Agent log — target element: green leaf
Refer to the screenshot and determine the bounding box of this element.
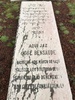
[12,4,19,12]
[69,11,75,16]
[7,43,14,47]
[0,35,9,42]
[67,3,75,16]
[60,26,66,31]
[59,23,64,26]
[0,26,3,32]
[55,10,60,14]
[70,19,75,25]
[69,40,75,44]
[12,40,15,44]
[6,13,14,19]
[63,30,69,34]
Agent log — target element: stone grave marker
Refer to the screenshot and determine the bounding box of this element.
[7,1,73,100]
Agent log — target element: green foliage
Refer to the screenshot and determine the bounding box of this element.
[59,23,64,26]
[69,74,75,85]
[63,30,69,35]
[0,26,3,32]
[7,43,14,47]
[4,3,20,19]
[12,4,19,12]
[54,2,61,6]
[70,19,75,25]
[6,13,14,19]
[60,26,66,31]
[67,3,75,26]
[7,40,15,47]
[55,10,60,14]
[12,40,15,44]
[69,40,75,44]
[0,35,9,42]
[67,3,75,16]
[4,3,19,13]
[59,23,69,34]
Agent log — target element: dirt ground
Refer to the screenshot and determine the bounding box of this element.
[0,1,75,100]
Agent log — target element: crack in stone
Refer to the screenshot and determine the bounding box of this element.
[17,78,21,94]
[22,57,39,100]
[15,78,21,100]
[19,34,28,53]
[50,87,54,100]
[22,78,29,100]
[22,56,31,100]
[43,64,55,100]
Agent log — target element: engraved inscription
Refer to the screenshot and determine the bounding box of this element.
[7,1,73,100]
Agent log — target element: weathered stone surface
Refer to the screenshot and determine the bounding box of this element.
[7,1,73,100]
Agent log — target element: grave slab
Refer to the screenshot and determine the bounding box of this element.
[7,1,73,100]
